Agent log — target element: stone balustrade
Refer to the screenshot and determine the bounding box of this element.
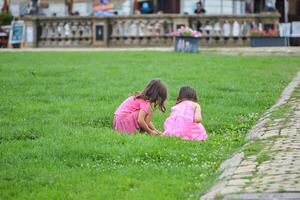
[38,19,93,47]
[109,16,174,47]
[189,14,280,46]
[23,13,280,48]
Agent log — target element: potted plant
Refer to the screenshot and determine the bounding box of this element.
[250,28,287,47]
[172,26,201,53]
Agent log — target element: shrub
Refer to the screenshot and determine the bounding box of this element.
[0,12,13,26]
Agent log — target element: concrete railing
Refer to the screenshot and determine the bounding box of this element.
[23,13,280,48]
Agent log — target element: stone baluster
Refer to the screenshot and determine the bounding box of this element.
[118,20,124,37]
[123,20,130,37]
[44,21,51,46]
[78,21,84,37]
[240,20,249,44]
[139,20,147,45]
[129,20,137,37]
[204,21,213,45]
[223,20,231,45]
[86,21,92,45]
[164,19,172,36]
[158,20,164,36]
[232,20,240,45]
[163,20,169,35]
[213,21,222,36]
[145,20,151,37]
[147,20,154,45]
[158,19,165,45]
[152,20,157,45]
[52,21,59,41]
[58,22,65,38]
[120,20,126,45]
[213,21,222,45]
[78,21,85,45]
[109,21,116,46]
[49,22,56,46]
[153,20,160,44]
[110,21,119,45]
[244,20,252,45]
[117,20,125,45]
[71,21,79,46]
[111,21,118,37]
[64,21,71,46]
[139,20,146,36]
[58,22,65,46]
[154,20,160,36]
[64,22,71,38]
[167,19,174,45]
[130,20,139,45]
[123,20,131,45]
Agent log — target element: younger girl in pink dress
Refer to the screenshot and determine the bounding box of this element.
[114,79,167,135]
[164,86,208,141]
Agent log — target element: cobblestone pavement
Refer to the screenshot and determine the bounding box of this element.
[201,72,300,200]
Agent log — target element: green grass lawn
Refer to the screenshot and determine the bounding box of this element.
[1,52,299,200]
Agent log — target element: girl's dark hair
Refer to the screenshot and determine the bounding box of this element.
[176,86,198,104]
[135,79,167,112]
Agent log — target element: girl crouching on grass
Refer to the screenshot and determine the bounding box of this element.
[164,86,208,141]
[113,79,167,135]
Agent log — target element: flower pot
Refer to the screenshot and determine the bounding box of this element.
[174,36,199,53]
[250,37,287,47]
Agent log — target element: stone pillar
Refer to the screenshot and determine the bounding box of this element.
[92,17,109,47]
[23,16,38,48]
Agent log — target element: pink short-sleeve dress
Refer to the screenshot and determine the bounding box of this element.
[163,101,208,141]
[113,96,150,134]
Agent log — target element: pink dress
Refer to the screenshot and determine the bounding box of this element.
[113,96,150,134]
[164,101,208,141]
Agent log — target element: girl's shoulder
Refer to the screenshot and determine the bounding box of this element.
[180,100,197,105]
[134,97,150,104]
[181,100,200,109]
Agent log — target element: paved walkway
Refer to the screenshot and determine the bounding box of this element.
[201,72,300,200]
[1,47,300,56]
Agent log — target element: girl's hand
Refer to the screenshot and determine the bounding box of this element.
[156,130,163,135]
[150,130,161,135]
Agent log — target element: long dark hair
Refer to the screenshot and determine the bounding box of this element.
[176,86,198,104]
[135,79,167,112]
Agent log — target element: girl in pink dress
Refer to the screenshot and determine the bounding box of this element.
[164,86,208,141]
[114,79,167,135]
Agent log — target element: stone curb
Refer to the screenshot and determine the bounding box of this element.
[247,71,300,140]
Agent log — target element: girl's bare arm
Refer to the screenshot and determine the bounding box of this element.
[145,111,161,135]
[149,122,162,134]
[194,103,202,123]
[138,110,158,135]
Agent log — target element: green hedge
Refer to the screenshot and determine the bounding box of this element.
[0,12,13,26]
